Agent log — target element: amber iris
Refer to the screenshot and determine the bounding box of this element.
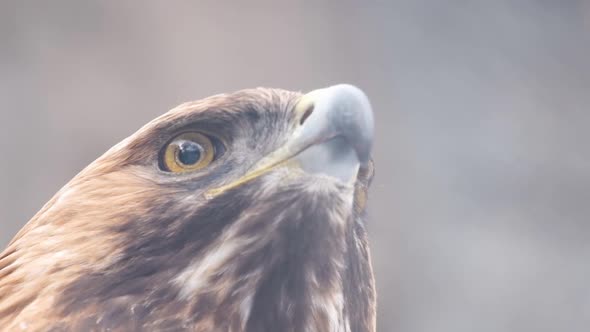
[162,132,215,173]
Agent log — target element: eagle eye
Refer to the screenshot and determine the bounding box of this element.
[160,132,219,173]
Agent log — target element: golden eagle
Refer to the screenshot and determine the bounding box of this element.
[0,84,376,331]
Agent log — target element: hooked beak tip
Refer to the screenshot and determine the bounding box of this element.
[292,84,375,181]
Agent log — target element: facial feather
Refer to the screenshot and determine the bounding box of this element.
[0,87,376,332]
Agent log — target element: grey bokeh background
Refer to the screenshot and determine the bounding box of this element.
[1,1,589,331]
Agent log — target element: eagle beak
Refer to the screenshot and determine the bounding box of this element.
[285,84,374,183]
[206,84,374,198]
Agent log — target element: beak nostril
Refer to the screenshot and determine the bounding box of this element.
[299,104,314,125]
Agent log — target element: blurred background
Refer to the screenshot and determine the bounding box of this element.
[1,1,589,331]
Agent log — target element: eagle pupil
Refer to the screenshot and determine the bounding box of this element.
[178,140,201,165]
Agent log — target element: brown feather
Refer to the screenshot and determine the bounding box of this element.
[0,88,376,331]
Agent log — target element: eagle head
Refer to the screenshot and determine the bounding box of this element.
[0,84,376,331]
